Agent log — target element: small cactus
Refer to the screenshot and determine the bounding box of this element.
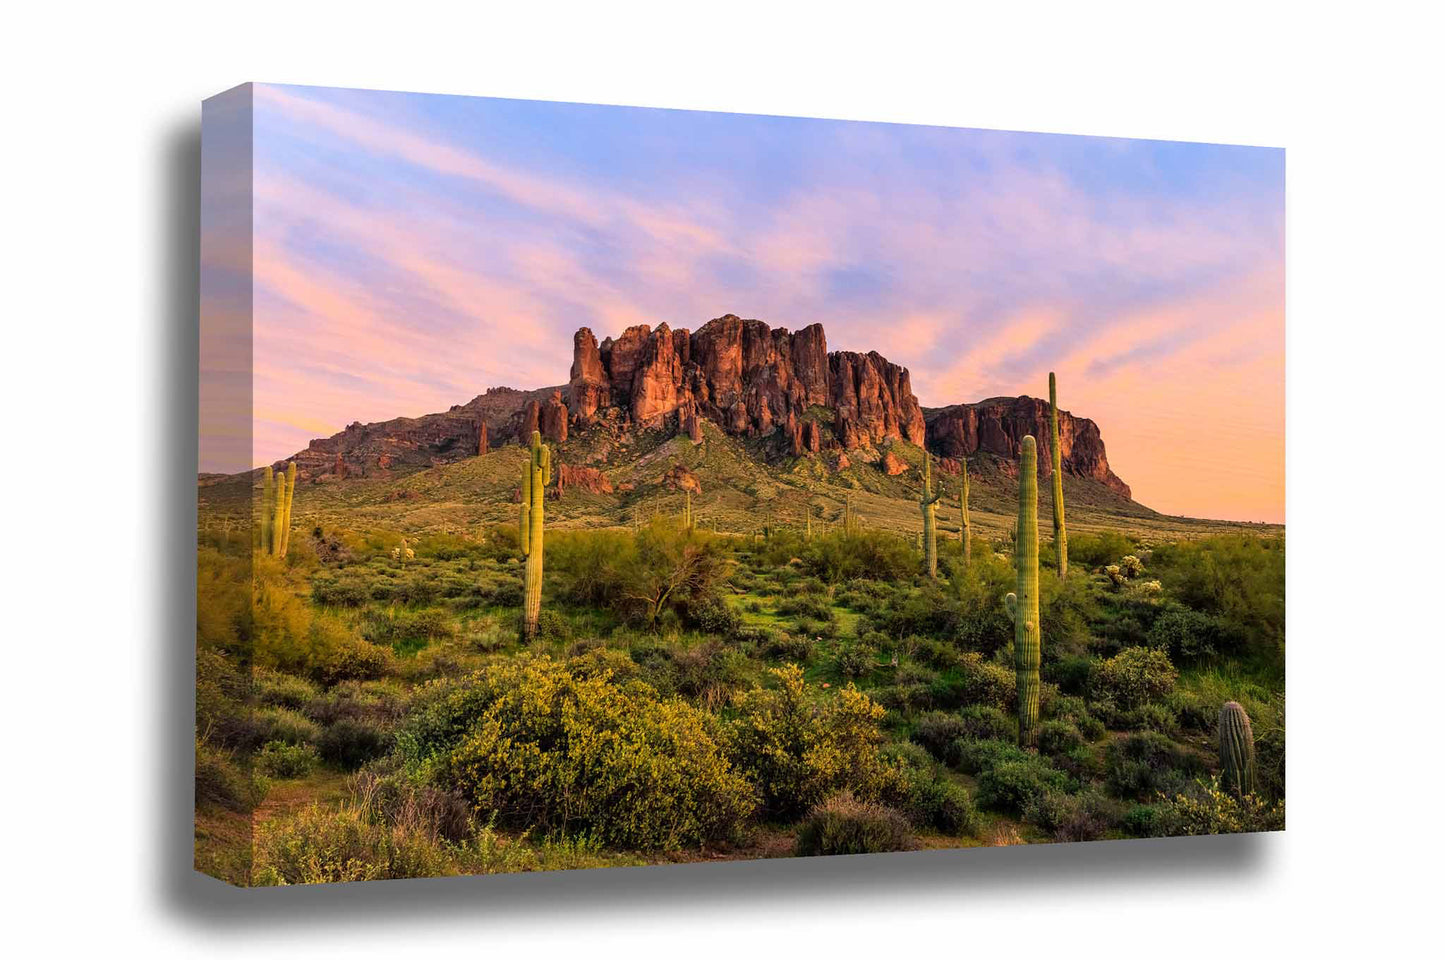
[1219,701,1256,796]
[260,466,275,554]
[1004,436,1041,747]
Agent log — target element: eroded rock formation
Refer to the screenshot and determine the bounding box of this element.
[567,315,925,453]
[925,397,1130,498]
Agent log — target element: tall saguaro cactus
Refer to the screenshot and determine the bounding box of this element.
[1049,372,1068,579]
[843,496,854,534]
[1218,701,1257,796]
[258,463,298,558]
[684,489,693,531]
[960,457,971,567]
[1004,436,1041,747]
[260,466,275,555]
[519,430,550,639]
[278,461,297,558]
[919,454,943,578]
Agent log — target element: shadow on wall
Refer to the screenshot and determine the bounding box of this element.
[153,107,1274,933]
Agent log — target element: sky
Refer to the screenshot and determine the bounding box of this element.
[206,83,1284,523]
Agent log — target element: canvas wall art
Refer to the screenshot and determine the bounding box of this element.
[197,83,1284,886]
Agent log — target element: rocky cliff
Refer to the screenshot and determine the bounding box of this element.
[568,314,926,451]
[287,385,566,481]
[274,314,1131,503]
[924,397,1130,498]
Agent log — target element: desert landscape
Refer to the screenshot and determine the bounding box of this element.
[195,314,1284,884]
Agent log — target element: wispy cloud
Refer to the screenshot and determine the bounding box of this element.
[235,84,1284,521]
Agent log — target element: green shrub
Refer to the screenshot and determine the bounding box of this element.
[256,706,322,746]
[954,653,1016,711]
[977,759,1073,814]
[1023,789,1119,842]
[401,657,756,849]
[911,711,968,760]
[1037,720,1086,757]
[1104,731,1202,800]
[1068,531,1137,567]
[1147,607,1222,662]
[896,768,978,836]
[1146,779,1285,837]
[763,632,816,663]
[1121,703,1179,735]
[1093,647,1177,710]
[834,642,877,680]
[957,705,1014,742]
[318,718,391,770]
[728,665,902,820]
[1051,655,1094,695]
[254,670,321,711]
[952,738,1032,775]
[795,792,917,856]
[256,740,319,779]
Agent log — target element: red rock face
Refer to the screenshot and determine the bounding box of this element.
[567,315,925,455]
[661,464,702,494]
[568,328,609,419]
[925,397,1130,498]
[555,463,613,497]
[881,450,909,476]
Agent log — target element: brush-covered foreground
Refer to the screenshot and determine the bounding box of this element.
[195,518,1284,885]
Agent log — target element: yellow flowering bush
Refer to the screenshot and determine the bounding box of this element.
[727,664,905,820]
[404,657,756,849]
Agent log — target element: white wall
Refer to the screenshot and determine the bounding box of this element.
[4,1,1438,954]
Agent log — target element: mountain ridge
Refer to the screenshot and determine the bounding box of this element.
[272,314,1130,501]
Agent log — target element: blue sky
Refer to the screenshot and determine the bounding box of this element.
[227,83,1283,520]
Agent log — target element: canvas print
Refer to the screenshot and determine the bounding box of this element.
[196,83,1284,886]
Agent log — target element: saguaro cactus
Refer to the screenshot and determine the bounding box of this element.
[260,466,275,554]
[1004,436,1041,747]
[259,462,297,558]
[684,489,693,531]
[960,457,971,567]
[919,454,942,578]
[1049,372,1068,579]
[1218,701,1257,796]
[843,496,854,534]
[805,510,812,541]
[278,461,297,558]
[519,430,550,639]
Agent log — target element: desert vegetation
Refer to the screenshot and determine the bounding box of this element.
[196,417,1284,885]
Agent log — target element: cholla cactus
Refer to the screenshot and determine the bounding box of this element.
[1120,555,1144,578]
[1003,436,1042,747]
[1105,564,1125,588]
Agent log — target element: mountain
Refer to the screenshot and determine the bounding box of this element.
[197,314,1206,539]
[281,314,1125,489]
